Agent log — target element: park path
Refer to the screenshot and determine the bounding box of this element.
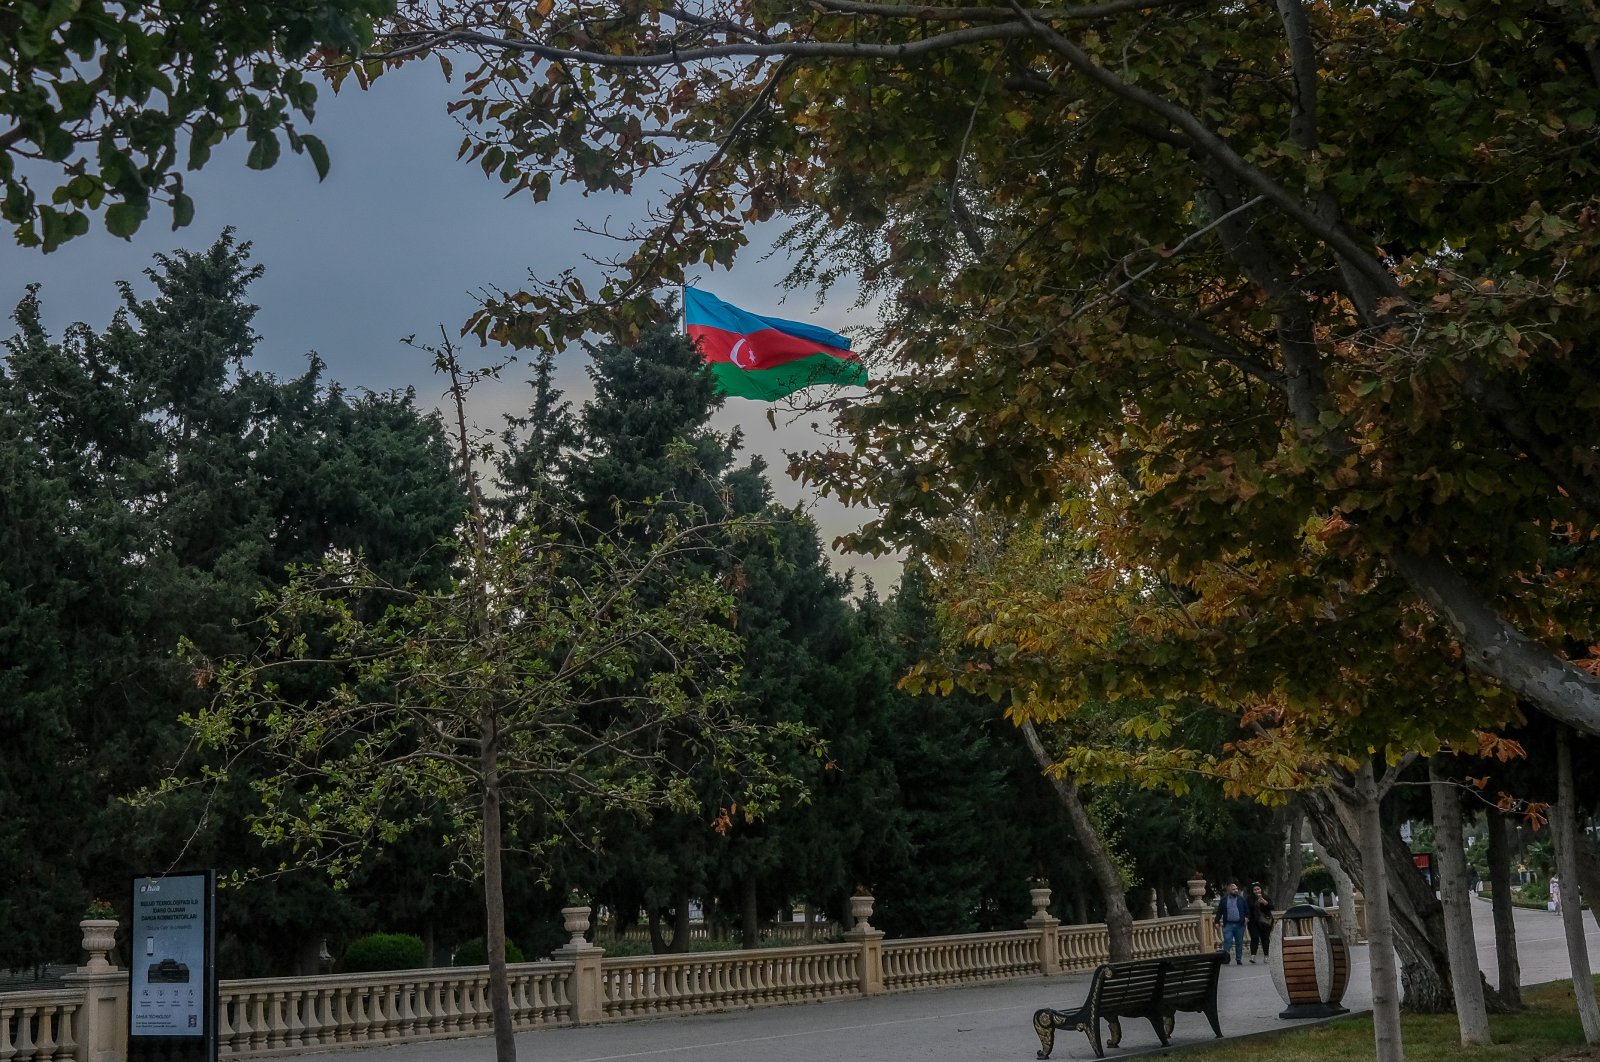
[315,900,1600,1062]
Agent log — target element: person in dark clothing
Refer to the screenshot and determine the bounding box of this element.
[1246,882,1274,963]
[1214,881,1249,965]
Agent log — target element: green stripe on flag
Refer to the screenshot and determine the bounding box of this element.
[709,354,868,400]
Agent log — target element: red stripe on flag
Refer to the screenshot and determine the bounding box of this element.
[688,324,859,370]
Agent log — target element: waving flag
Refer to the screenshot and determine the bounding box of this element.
[684,286,868,400]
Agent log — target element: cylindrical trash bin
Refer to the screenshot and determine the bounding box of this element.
[1270,903,1350,1019]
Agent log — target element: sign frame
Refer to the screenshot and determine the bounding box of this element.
[128,869,218,1062]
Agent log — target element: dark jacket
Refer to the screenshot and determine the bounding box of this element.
[1214,893,1250,924]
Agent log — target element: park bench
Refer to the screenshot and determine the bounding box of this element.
[1031,952,1225,1059]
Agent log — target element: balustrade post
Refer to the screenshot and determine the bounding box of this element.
[1025,886,1061,976]
[843,893,885,996]
[554,905,606,1024]
[64,920,130,1062]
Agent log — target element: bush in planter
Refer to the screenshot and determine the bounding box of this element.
[452,937,525,966]
[1520,878,1551,904]
[341,933,427,972]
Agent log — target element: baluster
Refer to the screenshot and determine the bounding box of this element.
[514,971,532,1029]
[334,986,356,1044]
[53,1002,77,1062]
[476,975,493,1030]
[34,1004,58,1062]
[536,970,553,1025]
[535,971,555,1024]
[319,984,335,1046]
[14,1007,36,1061]
[232,993,255,1050]
[357,984,378,1041]
[265,990,284,1048]
[282,987,304,1049]
[416,979,437,1035]
[666,962,683,1012]
[391,981,410,1039]
[438,978,460,1032]
[374,982,392,1041]
[554,968,572,1023]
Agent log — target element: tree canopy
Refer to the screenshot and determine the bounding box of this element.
[306,0,1600,750]
[1,0,391,250]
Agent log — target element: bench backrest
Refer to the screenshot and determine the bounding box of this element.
[1093,959,1166,1010]
[1158,954,1224,1005]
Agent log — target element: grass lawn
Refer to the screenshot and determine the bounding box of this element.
[1157,980,1600,1061]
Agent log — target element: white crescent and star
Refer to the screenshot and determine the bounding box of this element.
[730,337,758,369]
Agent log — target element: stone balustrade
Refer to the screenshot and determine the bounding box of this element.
[11,891,1211,1062]
[600,943,860,1018]
[882,930,1039,990]
[215,963,572,1056]
[0,988,80,1062]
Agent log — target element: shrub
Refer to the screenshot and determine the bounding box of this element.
[1298,862,1335,896]
[341,933,427,973]
[452,937,525,966]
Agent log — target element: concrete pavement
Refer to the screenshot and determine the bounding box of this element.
[318,899,1600,1061]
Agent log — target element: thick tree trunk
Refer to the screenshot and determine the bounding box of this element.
[1268,804,1306,915]
[1303,781,1457,1011]
[1267,806,1305,914]
[1554,726,1600,1042]
[648,909,668,954]
[480,728,518,1062]
[1357,761,1405,1062]
[741,875,759,950]
[672,886,693,953]
[1485,809,1523,1008]
[1429,756,1491,1044]
[1312,835,1360,943]
[1020,721,1134,961]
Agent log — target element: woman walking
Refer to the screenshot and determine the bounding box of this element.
[1247,882,1275,963]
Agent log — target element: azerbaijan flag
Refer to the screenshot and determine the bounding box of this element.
[684,287,869,400]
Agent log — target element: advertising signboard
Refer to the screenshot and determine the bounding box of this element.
[129,871,217,1062]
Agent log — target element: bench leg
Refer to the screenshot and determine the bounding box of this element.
[1032,1009,1057,1060]
[1150,1012,1172,1047]
[1104,1017,1120,1050]
[1205,1001,1222,1038]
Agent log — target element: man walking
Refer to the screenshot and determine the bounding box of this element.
[1214,881,1249,966]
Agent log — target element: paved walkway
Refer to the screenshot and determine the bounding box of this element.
[330,900,1600,1061]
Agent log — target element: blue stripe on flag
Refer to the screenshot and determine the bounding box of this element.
[684,287,851,351]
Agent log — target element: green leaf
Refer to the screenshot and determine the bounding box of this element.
[171,191,195,229]
[246,132,281,171]
[301,134,330,180]
[104,196,149,238]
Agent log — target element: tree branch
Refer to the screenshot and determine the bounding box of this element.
[1005,0,1402,301]
[1391,549,1600,737]
[810,0,1200,22]
[371,22,1035,65]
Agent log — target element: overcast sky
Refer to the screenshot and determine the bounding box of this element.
[1,63,901,592]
